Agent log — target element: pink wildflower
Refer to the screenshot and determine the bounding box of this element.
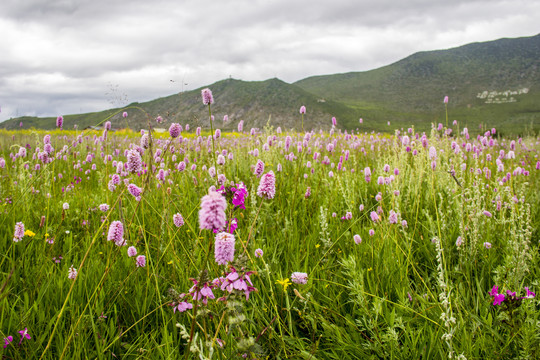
[201,88,214,105]
[56,116,63,128]
[136,255,146,267]
[127,246,137,257]
[13,222,25,242]
[173,213,184,227]
[257,171,276,199]
[107,221,124,243]
[291,272,308,284]
[68,265,77,279]
[254,159,265,177]
[169,123,182,138]
[255,248,263,258]
[353,234,362,244]
[214,232,235,265]
[199,189,227,231]
[126,149,142,173]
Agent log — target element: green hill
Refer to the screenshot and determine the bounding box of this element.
[0,78,357,132]
[295,34,540,135]
[2,34,539,135]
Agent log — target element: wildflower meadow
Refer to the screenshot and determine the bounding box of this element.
[1,90,539,359]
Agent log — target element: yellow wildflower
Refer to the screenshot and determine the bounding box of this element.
[24,230,36,237]
[275,278,292,292]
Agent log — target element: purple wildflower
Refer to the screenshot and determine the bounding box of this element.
[353,234,362,244]
[56,116,63,128]
[169,123,182,138]
[299,106,306,114]
[255,248,263,258]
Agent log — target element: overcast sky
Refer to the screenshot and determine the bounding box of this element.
[1,0,539,122]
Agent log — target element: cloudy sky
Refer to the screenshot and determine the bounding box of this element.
[1,0,539,122]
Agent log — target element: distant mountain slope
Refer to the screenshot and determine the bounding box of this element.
[2,34,539,135]
[0,78,357,132]
[295,34,540,134]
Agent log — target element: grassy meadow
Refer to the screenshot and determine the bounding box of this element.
[1,94,539,359]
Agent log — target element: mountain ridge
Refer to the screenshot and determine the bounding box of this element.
[2,33,539,135]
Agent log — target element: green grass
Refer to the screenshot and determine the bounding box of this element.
[0,114,539,359]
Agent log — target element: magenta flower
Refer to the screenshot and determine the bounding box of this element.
[136,255,146,267]
[56,115,63,128]
[444,96,449,104]
[18,328,31,345]
[353,234,362,244]
[370,211,380,222]
[524,287,536,298]
[123,111,128,118]
[3,335,13,348]
[299,105,306,114]
[483,242,492,249]
[214,232,235,265]
[493,293,505,305]
[173,213,184,227]
[255,248,263,258]
[199,189,228,231]
[332,117,337,127]
[369,229,375,236]
[201,88,214,105]
[107,221,124,243]
[291,272,308,285]
[483,210,492,217]
[488,285,499,297]
[257,171,276,199]
[99,204,110,212]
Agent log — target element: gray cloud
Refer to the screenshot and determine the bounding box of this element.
[1,0,539,121]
